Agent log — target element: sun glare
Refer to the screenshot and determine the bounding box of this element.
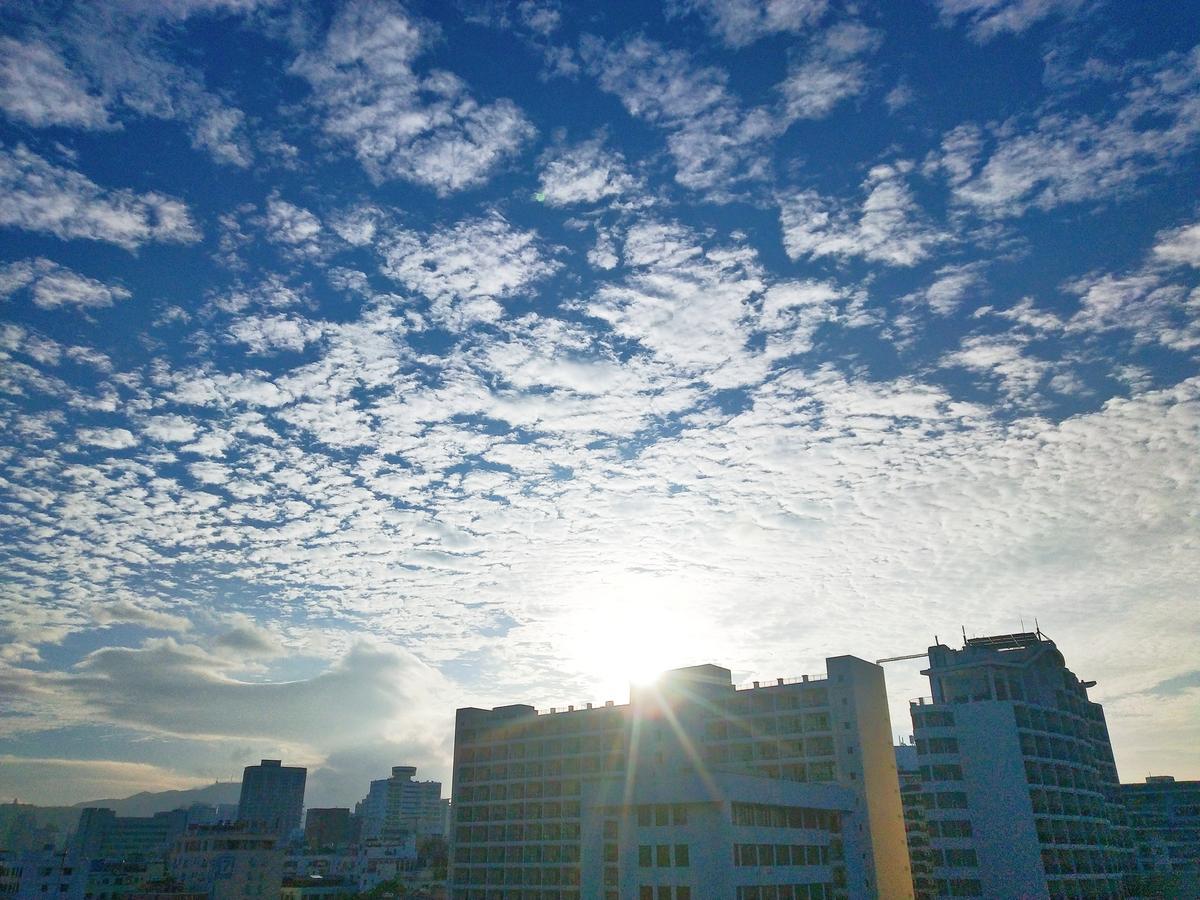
[556,573,714,699]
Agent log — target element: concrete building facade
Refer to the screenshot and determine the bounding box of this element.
[356,767,445,841]
[168,824,282,900]
[236,760,306,837]
[450,659,912,899]
[71,809,188,862]
[1122,775,1200,898]
[909,632,1132,900]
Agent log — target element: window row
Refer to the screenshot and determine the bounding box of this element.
[1024,761,1104,794]
[458,730,624,760]
[911,709,955,728]
[706,744,837,767]
[459,781,585,801]
[457,756,624,782]
[731,804,840,832]
[1020,732,1094,766]
[716,687,830,715]
[1012,705,1092,741]
[637,886,692,900]
[704,713,833,740]
[1045,875,1124,900]
[637,844,690,868]
[453,866,580,887]
[932,877,982,897]
[929,848,977,868]
[733,843,831,867]
[451,889,580,900]
[456,800,582,822]
[1029,788,1108,819]
[915,792,968,811]
[925,819,972,839]
[452,844,581,865]
[734,883,834,900]
[634,804,688,827]
[1035,817,1118,847]
[1040,847,1126,876]
[918,764,964,783]
[453,822,581,844]
[916,737,959,755]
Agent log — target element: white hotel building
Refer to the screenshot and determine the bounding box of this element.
[450,658,913,899]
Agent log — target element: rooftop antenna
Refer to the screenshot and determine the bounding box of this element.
[1020,615,1026,633]
[961,624,967,645]
[1034,617,1042,639]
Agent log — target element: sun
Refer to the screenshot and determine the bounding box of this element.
[554,572,714,698]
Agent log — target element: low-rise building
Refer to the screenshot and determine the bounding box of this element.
[167,824,282,900]
[71,809,188,863]
[1122,775,1200,898]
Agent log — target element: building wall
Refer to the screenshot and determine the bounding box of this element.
[1122,776,1200,899]
[826,656,912,899]
[450,659,911,900]
[168,827,283,900]
[237,760,306,837]
[910,633,1131,900]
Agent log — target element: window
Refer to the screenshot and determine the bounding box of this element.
[672,804,688,825]
[639,845,652,867]
[675,844,690,867]
[656,845,671,867]
[655,805,670,826]
[640,888,653,900]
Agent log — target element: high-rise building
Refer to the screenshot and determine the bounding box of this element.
[356,766,445,840]
[450,659,913,900]
[909,631,1133,899]
[304,808,352,852]
[1122,775,1200,899]
[237,759,307,836]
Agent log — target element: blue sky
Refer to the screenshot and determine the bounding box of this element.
[1,0,1198,807]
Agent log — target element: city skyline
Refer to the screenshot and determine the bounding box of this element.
[1,0,1198,810]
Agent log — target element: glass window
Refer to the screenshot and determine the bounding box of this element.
[675,844,689,867]
[639,845,652,868]
[656,845,671,867]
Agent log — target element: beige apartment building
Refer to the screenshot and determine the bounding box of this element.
[450,657,912,899]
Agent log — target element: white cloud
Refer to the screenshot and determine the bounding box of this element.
[380,214,560,327]
[1153,221,1200,268]
[582,35,779,195]
[292,0,535,195]
[0,145,200,250]
[940,332,1050,398]
[937,0,1087,42]
[904,263,986,315]
[780,162,945,266]
[537,135,640,206]
[0,37,113,129]
[77,427,140,449]
[1065,271,1200,352]
[583,221,768,387]
[778,22,880,121]
[264,195,324,258]
[673,0,828,48]
[0,258,132,310]
[228,315,326,354]
[930,47,1200,217]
